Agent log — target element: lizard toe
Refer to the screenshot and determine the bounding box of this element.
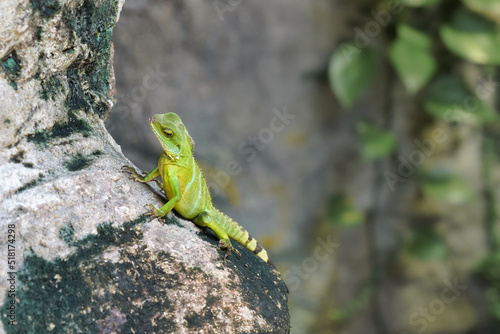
[217,239,240,259]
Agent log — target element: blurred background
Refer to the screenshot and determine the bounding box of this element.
[106,0,500,333]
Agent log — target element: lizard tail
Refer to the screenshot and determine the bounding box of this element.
[213,209,272,265]
[243,233,271,264]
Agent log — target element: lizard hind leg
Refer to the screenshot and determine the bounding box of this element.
[194,212,241,259]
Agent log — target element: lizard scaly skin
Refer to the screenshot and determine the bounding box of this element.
[123,113,272,265]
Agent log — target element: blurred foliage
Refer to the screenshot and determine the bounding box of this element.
[327,194,365,227]
[407,226,448,260]
[356,121,396,160]
[328,278,375,323]
[463,0,500,24]
[422,167,473,204]
[327,0,500,325]
[440,8,500,65]
[479,136,500,323]
[328,45,376,108]
[424,74,497,124]
[480,250,500,320]
[389,24,436,94]
[401,0,440,6]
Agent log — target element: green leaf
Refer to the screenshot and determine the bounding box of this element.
[463,0,500,24]
[401,0,441,6]
[357,122,396,160]
[424,74,497,124]
[422,167,473,204]
[408,227,448,260]
[397,24,433,49]
[440,8,500,65]
[327,194,365,227]
[389,25,436,94]
[328,43,377,108]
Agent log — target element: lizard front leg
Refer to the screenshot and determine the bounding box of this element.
[122,166,160,183]
[145,174,181,218]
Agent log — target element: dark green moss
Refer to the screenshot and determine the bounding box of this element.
[31,1,118,116]
[92,150,104,156]
[0,215,181,334]
[205,290,221,306]
[52,115,91,139]
[4,119,10,124]
[14,173,44,193]
[40,75,63,101]
[64,153,91,171]
[0,215,182,333]
[1,51,22,90]
[1,212,289,333]
[66,66,91,112]
[26,130,50,146]
[27,113,91,146]
[15,179,38,193]
[22,162,34,168]
[62,0,118,117]
[202,308,215,323]
[196,230,290,327]
[9,150,25,163]
[30,0,61,18]
[71,216,147,257]
[96,222,121,244]
[35,26,43,41]
[59,225,76,246]
[185,311,203,329]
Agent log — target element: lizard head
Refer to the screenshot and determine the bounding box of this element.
[149,113,195,160]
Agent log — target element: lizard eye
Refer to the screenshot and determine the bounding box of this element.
[163,129,174,137]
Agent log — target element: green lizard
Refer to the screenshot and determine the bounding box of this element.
[122,112,271,265]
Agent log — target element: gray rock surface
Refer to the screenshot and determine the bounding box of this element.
[0,1,289,333]
[107,1,498,333]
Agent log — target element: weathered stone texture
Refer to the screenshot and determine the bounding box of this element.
[0,1,289,333]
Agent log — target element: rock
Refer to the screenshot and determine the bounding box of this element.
[0,0,289,333]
